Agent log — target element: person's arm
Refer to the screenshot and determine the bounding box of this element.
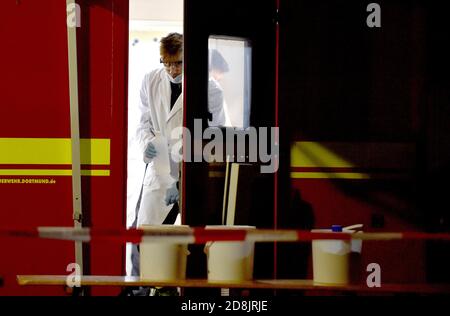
[207,78,226,127]
[136,73,157,163]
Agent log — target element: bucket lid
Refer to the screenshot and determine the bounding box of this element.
[331,225,343,232]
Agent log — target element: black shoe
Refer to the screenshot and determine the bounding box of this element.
[153,287,179,296]
[119,286,152,296]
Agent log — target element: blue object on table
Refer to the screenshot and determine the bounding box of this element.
[331,225,343,232]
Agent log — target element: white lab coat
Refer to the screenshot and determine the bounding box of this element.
[135,68,183,226]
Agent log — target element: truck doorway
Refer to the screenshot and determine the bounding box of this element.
[126,0,183,276]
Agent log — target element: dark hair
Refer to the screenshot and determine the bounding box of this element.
[210,49,229,73]
[160,32,183,57]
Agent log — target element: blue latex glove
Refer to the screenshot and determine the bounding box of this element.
[144,142,157,159]
[165,183,179,206]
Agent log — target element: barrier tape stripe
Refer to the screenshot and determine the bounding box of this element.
[193,228,247,243]
[1,227,450,243]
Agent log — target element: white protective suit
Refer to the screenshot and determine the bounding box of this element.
[135,68,183,226]
[207,77,231,127]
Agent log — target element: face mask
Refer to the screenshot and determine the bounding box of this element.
[167,72,183,84]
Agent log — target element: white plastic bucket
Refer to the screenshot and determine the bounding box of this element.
[139,225,190,281]
[312,228,362,285]
[204,226,255,282]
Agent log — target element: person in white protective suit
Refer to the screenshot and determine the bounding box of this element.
[208,49,231,127]
[130,33,183,278]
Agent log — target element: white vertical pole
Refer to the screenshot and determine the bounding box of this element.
[66,0,83,275]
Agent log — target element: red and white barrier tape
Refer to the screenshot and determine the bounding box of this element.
[1,227,450,244]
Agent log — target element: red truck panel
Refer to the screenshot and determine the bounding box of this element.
[0,0,129,296]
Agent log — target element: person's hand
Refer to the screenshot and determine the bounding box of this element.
[144,142,157,160]
[165,183,179,206]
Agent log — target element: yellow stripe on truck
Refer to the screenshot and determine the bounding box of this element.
[0,169,110,176]
[290,172,370,179]
[0,138,110,165]
[290,141,414,179]
[291,142,354,168]
[291,141,415,169]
